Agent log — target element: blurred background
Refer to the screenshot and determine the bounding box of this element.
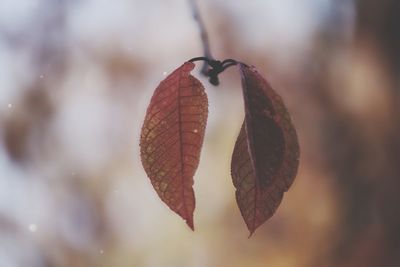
[0,0,399,266]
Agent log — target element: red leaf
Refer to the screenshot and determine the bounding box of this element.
[140,62,208,230]
[231,64,299,235]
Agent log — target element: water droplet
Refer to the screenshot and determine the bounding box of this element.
[29,224,37,232]
[163,71,167,76]
[8,104,12,108]
[193,129,198,133]
[39,74,44,79]
[100,250,104,254]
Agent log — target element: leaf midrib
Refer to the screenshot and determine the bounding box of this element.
[176,71,190,225]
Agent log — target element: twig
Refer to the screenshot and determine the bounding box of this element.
[188,1,240,86]
[188,0,213,76]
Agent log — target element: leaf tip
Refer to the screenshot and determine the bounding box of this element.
[247,230,254,238]
[186,217,194,231]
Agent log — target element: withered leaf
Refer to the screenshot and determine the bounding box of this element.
[231,64,299,235]
[140,62,208,230]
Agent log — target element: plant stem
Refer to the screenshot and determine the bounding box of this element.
[188,0,213,76]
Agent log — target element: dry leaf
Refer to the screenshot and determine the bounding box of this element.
[231,64,300,235]
[140,62,208,229]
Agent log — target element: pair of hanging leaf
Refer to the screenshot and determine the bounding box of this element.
[140,59,299,235]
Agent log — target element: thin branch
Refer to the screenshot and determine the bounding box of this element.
[188,1,240,86]
[188,0,213,76]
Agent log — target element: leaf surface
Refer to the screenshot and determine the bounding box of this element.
[140,62,208,230]
[231,64,299,235]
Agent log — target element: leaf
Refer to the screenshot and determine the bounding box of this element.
[231,64,299,235]
[140,62,208,230]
